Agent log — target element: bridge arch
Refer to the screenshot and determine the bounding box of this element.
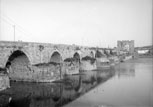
[73,52,81,62]
[5,50,31,80]
[50,51,63,64]
[95,50,103,58]
[5,50,31,68]
[90,51,95,58]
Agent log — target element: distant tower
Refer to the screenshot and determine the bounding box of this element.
[117,40,134,55]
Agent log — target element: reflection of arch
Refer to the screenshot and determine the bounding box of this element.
[50,51,62,63]
[52,83,63,103]
[74,76,82,93]
[73,52,80,62]
[5,50,31,74]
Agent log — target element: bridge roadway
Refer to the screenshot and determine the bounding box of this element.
[0,41,101,82]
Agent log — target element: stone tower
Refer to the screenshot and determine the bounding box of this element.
[117,40,134,55]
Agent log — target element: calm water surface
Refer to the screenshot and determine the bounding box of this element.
[0,58,152,107]
[66,58,153,107]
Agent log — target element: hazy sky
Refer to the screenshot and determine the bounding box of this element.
[0,0,152,47]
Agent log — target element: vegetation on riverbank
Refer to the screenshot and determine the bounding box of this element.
[81,56,96,64]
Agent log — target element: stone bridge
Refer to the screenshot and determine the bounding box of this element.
[0,41,97,67]
[0,41,98,82]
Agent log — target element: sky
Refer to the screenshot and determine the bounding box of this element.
[0,0,152,47]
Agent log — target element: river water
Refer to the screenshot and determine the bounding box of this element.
[66,58,153,107]
[0,58,152,107]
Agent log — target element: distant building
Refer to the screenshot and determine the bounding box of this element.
[137,50,149,54]
[135,45,153,55]
[117,40,134,55]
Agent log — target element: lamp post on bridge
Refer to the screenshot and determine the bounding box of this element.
[13,25,15,41]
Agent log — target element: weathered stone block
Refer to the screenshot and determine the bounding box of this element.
[80,60,96,71]
[63,61,79,75]
[0,74,10,91]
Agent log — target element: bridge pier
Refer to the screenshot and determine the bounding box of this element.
[0,74,10,91]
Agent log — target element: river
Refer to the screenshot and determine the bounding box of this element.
[66,58,153,107]
[0,58,152,107]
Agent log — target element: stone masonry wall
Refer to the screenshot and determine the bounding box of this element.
[0,74,10,91]
[0,41,97,82]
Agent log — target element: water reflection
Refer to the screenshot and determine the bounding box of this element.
[0,68,115,107]
[116,61,135,78]
[65,58,152,107]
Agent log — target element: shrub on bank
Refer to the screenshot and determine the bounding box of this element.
[64,58,76,62]
[34,62,60,67]
[81,56,96,64]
